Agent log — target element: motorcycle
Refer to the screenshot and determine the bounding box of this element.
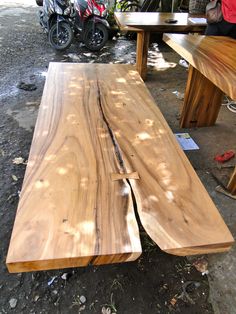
[39,0,74,50]
[74,0,109,51]
[39,0,109,51]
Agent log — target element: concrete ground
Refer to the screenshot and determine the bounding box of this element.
[0,1,235,313]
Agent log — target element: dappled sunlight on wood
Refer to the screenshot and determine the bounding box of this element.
[6,63,233,273]
[116,77,127,83]
[6,63,142,272]
[56,167,68,175]
[34,180,50,189]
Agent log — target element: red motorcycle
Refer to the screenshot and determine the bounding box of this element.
[39,0,109,51]
[74,0,109,51]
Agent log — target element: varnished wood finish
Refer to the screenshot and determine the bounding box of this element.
[163,34,236,101]
[6,63,142,273]
[136,31,150,80]
[227,167,236,195]
[180,65,224,127]
[94,64,234,256]
[115,12,206,32]
[7,64,234,272]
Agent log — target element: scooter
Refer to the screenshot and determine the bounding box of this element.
[39,0,109,51]
[39,0,74,50]
[74,0,109,51]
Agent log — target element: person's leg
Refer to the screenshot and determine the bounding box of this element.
[205,23,220,35]
[227,24,236,39]
[208,19,236,39]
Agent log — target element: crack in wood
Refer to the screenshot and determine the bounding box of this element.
[96,80,126,173]
[96,80,142,236]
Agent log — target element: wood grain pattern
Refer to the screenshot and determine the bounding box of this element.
[114,12,206,32]
[7,64,234,273]
[6,63,142,273]
[227,167,236,195]
[136,31,150,80]
[94,64,234,256]
[180,65,224,127]
[163,34,236,100]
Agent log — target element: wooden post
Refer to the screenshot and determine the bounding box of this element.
[136,31,150,80]
[227,166,236,195]
[180,65,224,128]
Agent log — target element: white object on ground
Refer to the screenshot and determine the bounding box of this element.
[179,59,189,68]
[175,133,199,151]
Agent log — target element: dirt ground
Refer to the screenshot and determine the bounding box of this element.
[0,1,235,313]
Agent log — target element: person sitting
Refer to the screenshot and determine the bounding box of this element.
[205,0,236,39]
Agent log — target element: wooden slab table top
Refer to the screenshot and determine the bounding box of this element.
[6,63,234,273]
[163,33,236,195]
[114,12,207,79]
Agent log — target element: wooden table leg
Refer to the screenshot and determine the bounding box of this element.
[136,31,150,80]
[180,65,224,128]
[227,166,236,195]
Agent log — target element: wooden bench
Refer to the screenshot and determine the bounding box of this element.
[163,33,236,195]
[6,63,234,273]
[114,12,207,79]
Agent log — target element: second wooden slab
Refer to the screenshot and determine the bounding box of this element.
[95,64,234,255]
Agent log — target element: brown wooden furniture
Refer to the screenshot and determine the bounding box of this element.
[163,33,236,195]
[6,63,234,273]
[114,12,206,79]
[6,63,142,272]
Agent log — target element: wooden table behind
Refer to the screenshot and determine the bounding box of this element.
[115,12,206,79]
[115,12,206,32]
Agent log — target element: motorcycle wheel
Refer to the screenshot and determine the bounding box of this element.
[84,23,108,52]
[48,22,73,51]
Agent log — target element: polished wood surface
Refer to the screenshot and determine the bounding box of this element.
[180,65,224,127]
[115,12,206,32]
[163,34,236,100]
[95,64,234,256]
[7,64,234,272]
[6,63,142,272]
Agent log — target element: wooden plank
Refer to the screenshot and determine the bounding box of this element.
[94,64,234,256]
[180,65,224,128]
[163,34,236,100]
[227,166,236,195]
[114,12,206,32]
[136,31,150,80]
[6,63,142,273]
[7,64,234,273]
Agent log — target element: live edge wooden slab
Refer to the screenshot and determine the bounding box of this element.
[6,63,142,272]
[7,63,234,273]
